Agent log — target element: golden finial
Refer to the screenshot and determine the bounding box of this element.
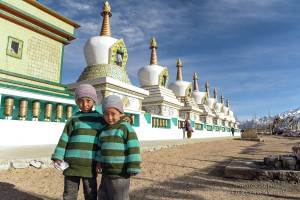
[177,58,182,67]
[150,37,157,48]
[100,1,112,36]
[193,72,199,91]
[205,82,210,98]
[176,58,183,81]
[150,37,158,65]
[220,94,224,103]
[214,88,218,99]
[193,72,198,80]
[102,1,111,13]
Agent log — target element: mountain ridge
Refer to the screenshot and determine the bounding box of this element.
[239,107,300,129]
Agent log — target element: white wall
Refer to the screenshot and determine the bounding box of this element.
[0,119,64,146]
[0,117,240,146]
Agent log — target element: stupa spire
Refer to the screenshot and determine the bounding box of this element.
[226,99,230,108]
[193,72,199,91]
[205,82,210,98]
[100,1,112,36]
[176,58,183,81]
[214,88,218,100]
[220,94,224,104]
[150,37,158,65]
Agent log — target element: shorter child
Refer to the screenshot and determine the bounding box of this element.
[96,95,141,200]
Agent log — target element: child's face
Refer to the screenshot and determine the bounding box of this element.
[103,108,123,125]
[77,97,95,113]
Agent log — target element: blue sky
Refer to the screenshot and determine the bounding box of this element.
[39,0,300,122]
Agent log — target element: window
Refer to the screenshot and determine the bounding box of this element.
[161,75,167,86]
[7,37,23,59]
[115,50,123,67]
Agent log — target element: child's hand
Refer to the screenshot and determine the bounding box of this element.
[123,116,131,123]
[96,162,102,174]
[55,160,62,166]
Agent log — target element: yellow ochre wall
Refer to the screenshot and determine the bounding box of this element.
[0,18,63,83]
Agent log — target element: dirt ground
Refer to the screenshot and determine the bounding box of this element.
[0,135,299,200]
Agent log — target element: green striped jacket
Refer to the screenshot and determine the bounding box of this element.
[51,110,105,178]
[95,121,141,179]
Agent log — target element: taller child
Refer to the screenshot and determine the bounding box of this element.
[51,84,104,200]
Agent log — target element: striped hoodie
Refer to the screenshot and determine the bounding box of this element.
[95,121,141,179]
[51,110,105,178]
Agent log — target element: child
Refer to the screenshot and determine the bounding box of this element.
[51,84,104,200]
[96,95,141,200]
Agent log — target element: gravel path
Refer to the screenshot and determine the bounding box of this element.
[0,135,299,200]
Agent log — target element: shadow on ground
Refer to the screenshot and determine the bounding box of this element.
[130,136,299,200]
[0,182,44,200]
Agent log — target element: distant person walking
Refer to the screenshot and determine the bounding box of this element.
[184,119,193,139]
[231,127,235,136]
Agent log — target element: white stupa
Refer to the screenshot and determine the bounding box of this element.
[191,72,207,105]
[198,82,215,125]
[138,38,183,117]
[211,88,226,129]
[77,2,131,85]
[68,1,148,111]
[168,59,202,121]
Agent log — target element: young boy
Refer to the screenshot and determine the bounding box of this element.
[51,84,104,200]
[96,95,141,200]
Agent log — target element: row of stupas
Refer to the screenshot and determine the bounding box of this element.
[0,0,238,146]
[68,1,237,130]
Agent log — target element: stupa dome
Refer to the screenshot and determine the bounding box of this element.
[168,59,192,96]
[138,38,169,87]
[206,97,216,109]
[215,102,223,112]
[84,36,118,66]
[192,91,206,104]
[138,64,168,86]
[169,80,192,96]
[191,73,206,104]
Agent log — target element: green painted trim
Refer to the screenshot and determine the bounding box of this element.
[0,69,67,88]
[1,10,70,44]
[0,1,76,39]
[144,113,151,124]
[0,78,73,95]
[59,44,64,83]
[171,117,178,126]
[190,120,195,127]
[6,36,24,59]
[0,82,74,99]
